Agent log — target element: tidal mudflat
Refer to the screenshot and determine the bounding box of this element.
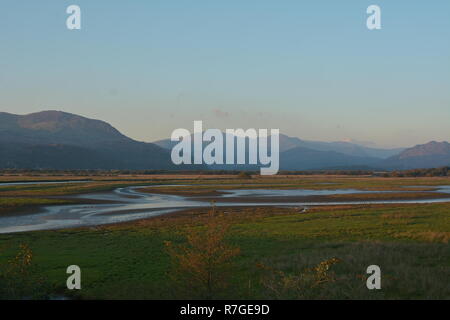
[1,181,450,233]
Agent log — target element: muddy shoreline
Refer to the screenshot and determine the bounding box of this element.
[2,183,450,234]
[189,192,450,203]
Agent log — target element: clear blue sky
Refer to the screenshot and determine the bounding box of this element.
[1,0,449,147]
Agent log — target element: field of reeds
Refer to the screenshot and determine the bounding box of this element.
[0,174,449,299]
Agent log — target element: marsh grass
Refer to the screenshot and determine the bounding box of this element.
[0,202,448,299]
[0,175,449,299]
[0,244,50,299]
[0,198,74,216]
[253,242,450,299]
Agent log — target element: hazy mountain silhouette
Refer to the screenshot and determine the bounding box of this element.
[277,134,403,158]
[383,141,450,170]
[154,133,399,171]
[155,133,403,159]
[154,133,450,171]
[1,111,448,171]
[0,111,202,170]
[279,146,381,171]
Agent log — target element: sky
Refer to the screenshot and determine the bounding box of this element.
[0,0,449,148]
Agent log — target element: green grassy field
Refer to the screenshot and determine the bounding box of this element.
[1,204,449,299]
[0,175,449,300]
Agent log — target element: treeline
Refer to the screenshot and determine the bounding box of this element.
[0,169,265,176]
[0,168,374,176]
[1,168,449,177]
[0,169,222,176]
[382,167,450,177]
[278,170,373,176]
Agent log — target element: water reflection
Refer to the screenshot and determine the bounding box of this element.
[0,185,449,234]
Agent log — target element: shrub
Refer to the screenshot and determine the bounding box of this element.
[165,207,240,299]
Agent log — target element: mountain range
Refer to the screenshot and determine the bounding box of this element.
[0,111,200,170]
[1,111,449,171]
[383,141,450,170]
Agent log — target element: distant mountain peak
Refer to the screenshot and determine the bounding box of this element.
[338,138,378,148]
[0,110,189,170]
[0,110,129,145]
[383,141,450,170]
[397,141,450,159]
[21,110,102,125]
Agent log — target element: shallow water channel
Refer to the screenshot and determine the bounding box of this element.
[1,183,449,234]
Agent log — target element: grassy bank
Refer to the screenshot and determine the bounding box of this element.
[0,198,75,216]
[1,203,449,299]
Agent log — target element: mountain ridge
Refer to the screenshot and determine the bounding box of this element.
[1,110,448,171]
[0,111,200,170]
[383,141,450,170]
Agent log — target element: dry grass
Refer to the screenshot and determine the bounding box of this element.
[395,231,450,244]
